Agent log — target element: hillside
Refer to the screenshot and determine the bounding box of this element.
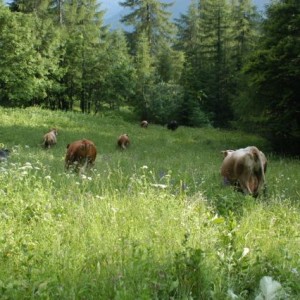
[0,107,299,299]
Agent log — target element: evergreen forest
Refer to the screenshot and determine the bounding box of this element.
[0,0,299,155]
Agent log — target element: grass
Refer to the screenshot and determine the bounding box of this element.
[0,106,299,299]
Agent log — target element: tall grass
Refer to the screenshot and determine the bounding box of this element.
[0,107,299,299]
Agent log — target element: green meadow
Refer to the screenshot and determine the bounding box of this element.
[0,107,299,299]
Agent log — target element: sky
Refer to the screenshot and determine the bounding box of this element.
[4,0,270,20]
[101,0,270,20]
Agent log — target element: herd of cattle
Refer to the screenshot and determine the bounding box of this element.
[1,119,267,197]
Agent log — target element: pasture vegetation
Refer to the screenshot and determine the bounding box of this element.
[0,107,299,299]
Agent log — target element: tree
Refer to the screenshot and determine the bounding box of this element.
[230,0,260,71]
[119,0,175,55]
[0,5,56,106]
[60,0,106,112]
[99,30,136,111]
[132,32,155,119]
[236,0,300,154]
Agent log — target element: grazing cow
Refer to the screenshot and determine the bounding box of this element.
[117,134,130,150]
[220,146,267,197]
[167,120,179,131]
[43,128,58,149]
[141,120,148,128]
[65,139,97,171]
[0,148,9,162]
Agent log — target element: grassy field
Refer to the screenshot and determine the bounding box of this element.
[0,107,299,299]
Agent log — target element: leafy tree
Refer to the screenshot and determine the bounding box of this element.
[0,5,54,106]
[156,42,185,83]
[9,0,50,15]
[99,30,136,111]
[144,82,184,124]
[60,0,106,112]
[236,0,300,154]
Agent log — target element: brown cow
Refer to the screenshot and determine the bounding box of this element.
[141,120,148,128]
[117,134,130,150]
[220,146,267,197]
[65,139,97,171]
[43,128,58,148]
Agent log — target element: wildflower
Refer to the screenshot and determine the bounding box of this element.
[45,176,51,180]
[141,165,148,170]
[255,276,283,300]
[151,183,168,189]
[227,289,239,299]
[239,247,250,261]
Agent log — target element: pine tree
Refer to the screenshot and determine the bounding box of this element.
[132,32,155,119]
[60,0,106,112]
[119,0,175,56]
[0,5,53,106]
[99,30,136,111]
[237,0,300,154]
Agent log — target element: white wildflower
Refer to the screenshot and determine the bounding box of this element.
[151,183,168,189]
[255,276,283,300]
[239,247,250,261]
[141,165,148,169]
[227,289,239,299]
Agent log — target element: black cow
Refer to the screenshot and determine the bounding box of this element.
[167,120,179,131]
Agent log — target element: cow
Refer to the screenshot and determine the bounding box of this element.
[167,120,179,131]
[0,148,9,162]
[117,134,130,150]
[65,139,97,171]
[220,146,267,197]
[43,128,58,149]
[141,120,148,128]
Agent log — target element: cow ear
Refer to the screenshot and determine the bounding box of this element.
[221,150,227,157]
[67,144,70,149]
[251,149,259,161]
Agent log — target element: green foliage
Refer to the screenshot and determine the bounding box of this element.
[141,82,184,124]
[119,0,175,55]
[0,6,49,106]
[0,107,299,299]
[235,0,300,154]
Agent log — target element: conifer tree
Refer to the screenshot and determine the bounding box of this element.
[119,0,175,55]
[0,5,52,106]
[236,0,300,154]
[60,0,106,112]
